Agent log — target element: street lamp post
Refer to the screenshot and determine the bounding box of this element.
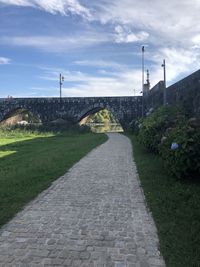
[161,59,167,105]
[59,73,64,102]
[141,46,145,117]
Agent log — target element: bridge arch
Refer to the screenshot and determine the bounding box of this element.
[0,107,42,125]
[78,105,120,126]
[78,105,124,133]
[78,104,120,123]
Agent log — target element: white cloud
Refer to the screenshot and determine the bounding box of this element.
[149,47,200,86]
[38,41,200,97]
[40,67,90,82]
[74,59,126,70]
[61,71,142,97]
[80,0,200,84]
[0,33,109,52]
[0,57,11,64]
[192,34,200,49]
[39,66,143,97]
[94,0,200,42]
[0,0,91,19]
[114,25,149,43]
[1,0,200,96]
[0,0,30,5]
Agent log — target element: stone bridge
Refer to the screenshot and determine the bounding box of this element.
[0,96,142,129]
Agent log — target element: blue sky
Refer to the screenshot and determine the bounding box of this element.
[0,0,200,97]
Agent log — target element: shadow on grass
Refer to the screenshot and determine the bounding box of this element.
[0,133,107,228]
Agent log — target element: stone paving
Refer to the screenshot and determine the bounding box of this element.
[0,133,165,267]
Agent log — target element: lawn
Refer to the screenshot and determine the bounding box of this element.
[0,129,107,228]
[128,135,200,267]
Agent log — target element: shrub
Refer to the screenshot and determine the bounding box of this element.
[126,120,140,134]
[0,122,91,137]
[159,118,200,179]
[138,106,183,153]
[137,105,200,179]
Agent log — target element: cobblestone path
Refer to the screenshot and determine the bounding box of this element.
[0,133,165,267]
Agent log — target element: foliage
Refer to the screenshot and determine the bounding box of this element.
[0,122,91,136]
[127,119,142,134]
[137,105,200,179]
[85,109,118,124]
[138,106,183,153]
[159,119,200,179]
[128,134,200,267]
[0,129,107,228]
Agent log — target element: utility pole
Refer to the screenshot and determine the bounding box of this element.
[161,59,167,105]
[141,46,145,117]
[59,73,64,102]
[146,69,150,88]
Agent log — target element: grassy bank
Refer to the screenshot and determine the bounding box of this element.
[0,130,107,228]
[128,135,200,267]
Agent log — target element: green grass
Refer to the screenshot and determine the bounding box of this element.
[128,134,200,267]
[0,130,107,228]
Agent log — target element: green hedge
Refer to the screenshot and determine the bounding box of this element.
[138,106,183,153]
[159,119,200,179]
[137,106,200,179]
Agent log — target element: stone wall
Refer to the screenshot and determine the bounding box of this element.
[144,69,200,117]
[144,81,164,110]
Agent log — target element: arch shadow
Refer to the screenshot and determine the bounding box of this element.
[0,107,41,125]
[78,105,120,123]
